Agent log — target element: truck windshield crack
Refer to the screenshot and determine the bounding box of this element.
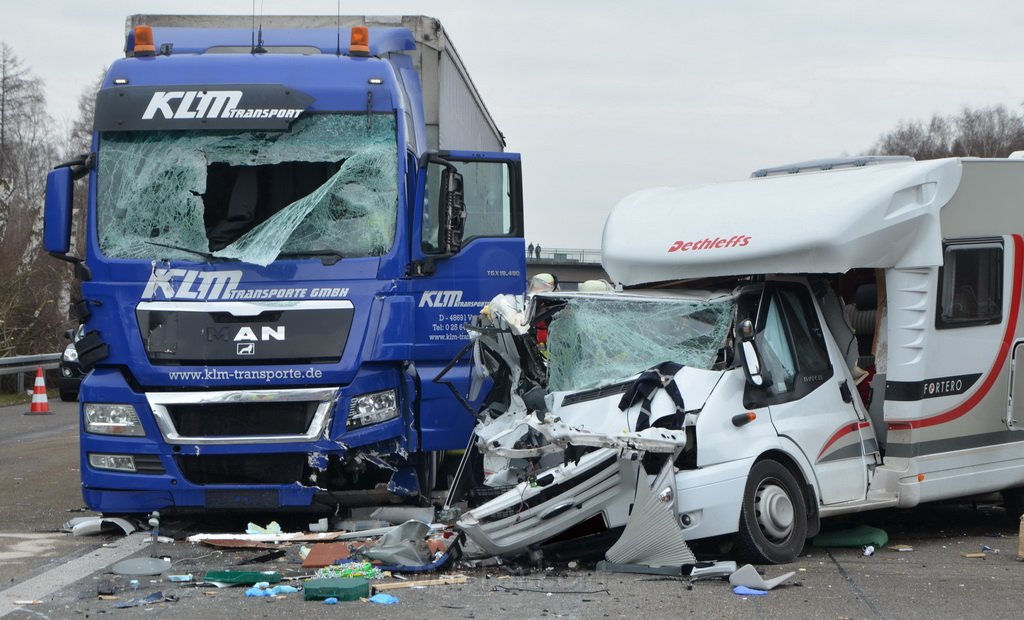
[98,114,398,265]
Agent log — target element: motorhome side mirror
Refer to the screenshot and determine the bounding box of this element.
[438,167,466,255]
[736,318,771,389]
[44,167,74,254]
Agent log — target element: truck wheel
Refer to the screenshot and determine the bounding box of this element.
[735,459,807,564]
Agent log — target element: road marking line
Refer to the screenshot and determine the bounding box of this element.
[0,533,150,617]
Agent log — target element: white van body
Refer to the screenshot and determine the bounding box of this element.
[457,157,1024,564]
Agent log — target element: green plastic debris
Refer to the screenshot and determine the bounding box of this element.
[204,570,282,585]
[314,561,384,580]
[812,525,889,548]
[303,577,370,601]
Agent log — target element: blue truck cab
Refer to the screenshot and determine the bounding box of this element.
[43,15,524,514]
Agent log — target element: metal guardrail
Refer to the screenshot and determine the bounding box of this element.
[0,353,62,393]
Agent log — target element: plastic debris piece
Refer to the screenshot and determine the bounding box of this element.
[112,557,172,576]
[812,525,888,548]
[309,518,329,532]
[314,561,384,580]
[370,506,435,526]
[728,564,795,591]
[304,577,370,601]
[368,592,400,604]
[981,545,1000,554]
[360,520,432,566]
[888,544,914,552]
[372,575,469,591]
[863,545,875,556]
[64,516,137,537]
[324,597,339,605]
[167,574,193,582]
[204,570,281,586]
[112,591,172,608]
[733,585,768,596]
[246,521,283,536]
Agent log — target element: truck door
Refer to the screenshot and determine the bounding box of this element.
[410,151,525,452]
[752,282,873,505]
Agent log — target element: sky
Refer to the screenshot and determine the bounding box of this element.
[4,1,1024,250]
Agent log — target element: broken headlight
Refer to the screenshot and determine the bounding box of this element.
[347,389,399,429]
[84,404,145,436]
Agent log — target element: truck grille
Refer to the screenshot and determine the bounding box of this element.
[168,401,318,437]
[147,387,338,445]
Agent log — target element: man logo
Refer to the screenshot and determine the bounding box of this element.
[237,342,256,356]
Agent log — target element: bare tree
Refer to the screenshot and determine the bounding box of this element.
[0,41,66,357]
[869,104,1024,159]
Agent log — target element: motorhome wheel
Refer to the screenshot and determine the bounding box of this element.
[735,459,807,564]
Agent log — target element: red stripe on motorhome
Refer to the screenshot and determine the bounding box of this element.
[889,234,1024,431]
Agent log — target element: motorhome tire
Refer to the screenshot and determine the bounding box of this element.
[735,459,807,564]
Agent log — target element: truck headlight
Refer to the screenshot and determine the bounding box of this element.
[347,389,399,429]
[63,344,79,363]
[88,453,136,472]
[84,404,145,436]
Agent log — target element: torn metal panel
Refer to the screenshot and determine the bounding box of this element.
[604,457,695,567]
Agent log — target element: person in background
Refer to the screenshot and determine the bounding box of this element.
[535,244,542,259]
[527,242,534,258]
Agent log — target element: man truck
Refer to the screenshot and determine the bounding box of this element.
[44,15,524,514]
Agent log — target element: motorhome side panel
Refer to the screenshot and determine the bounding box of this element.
[882,159,1024,503]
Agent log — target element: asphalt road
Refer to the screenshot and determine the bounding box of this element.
[2,400,1023,619]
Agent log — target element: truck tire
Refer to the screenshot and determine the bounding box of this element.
[735,459,807,564]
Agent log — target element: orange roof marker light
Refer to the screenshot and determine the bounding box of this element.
[133,25,156,57]
[349,26,370,56]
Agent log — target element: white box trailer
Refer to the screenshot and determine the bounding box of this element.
[457,155,1024,564]
[128,14,504,152]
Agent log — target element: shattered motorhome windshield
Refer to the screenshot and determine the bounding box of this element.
[545,295,735,392]
[97,114,398,265]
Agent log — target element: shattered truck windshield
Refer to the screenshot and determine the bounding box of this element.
[97,114,398,266]
[544,294,735,392]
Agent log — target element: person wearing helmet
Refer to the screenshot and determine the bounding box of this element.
[528,273,558,294]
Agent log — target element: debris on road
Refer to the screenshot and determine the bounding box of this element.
[63,516,136,537]
[812,525,889,549]
[728,564,795,591]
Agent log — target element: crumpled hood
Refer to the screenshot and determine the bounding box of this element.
[547,366,724,435]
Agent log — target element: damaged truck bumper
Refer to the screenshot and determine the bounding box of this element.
[79,368,421,513]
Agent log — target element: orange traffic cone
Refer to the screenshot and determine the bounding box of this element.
[25,367,51,415]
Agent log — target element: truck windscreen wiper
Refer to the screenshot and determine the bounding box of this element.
[144,240,217,261]
[277,250,345,266]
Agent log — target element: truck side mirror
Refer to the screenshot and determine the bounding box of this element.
[438,167,466,255]
[736,318,771,389]
[44,166,74,254]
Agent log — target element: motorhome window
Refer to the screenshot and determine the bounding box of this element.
[936,244,1003,329]
[776,286,831,374]
[545,295,734,392]
[758,286,832,396]
[760,296,797,394]
[97,114,398,265]
[422,160,513,253]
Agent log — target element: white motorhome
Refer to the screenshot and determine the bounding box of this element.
[456,155,1024,564]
